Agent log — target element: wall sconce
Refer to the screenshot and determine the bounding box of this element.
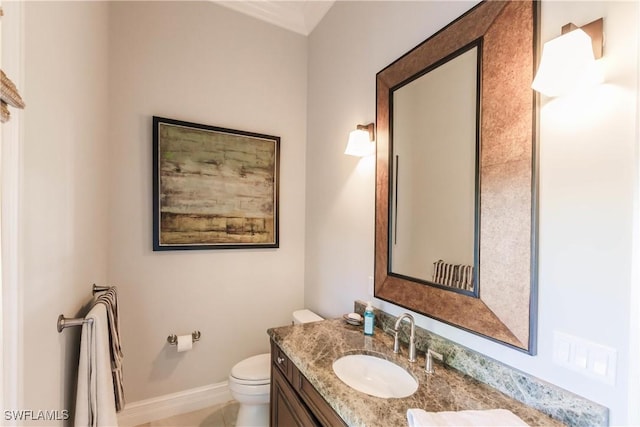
[345,123,375,157]
[531,18,604,97]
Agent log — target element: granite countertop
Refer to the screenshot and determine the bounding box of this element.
[267,319,564,427]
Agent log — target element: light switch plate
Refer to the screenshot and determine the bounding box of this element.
[553,331,617,385]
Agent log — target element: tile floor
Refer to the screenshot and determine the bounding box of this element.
[134,400,239,427]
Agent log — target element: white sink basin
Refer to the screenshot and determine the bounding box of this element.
[332,354,418,398]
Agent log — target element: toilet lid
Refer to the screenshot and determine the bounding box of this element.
[231,353,271,383]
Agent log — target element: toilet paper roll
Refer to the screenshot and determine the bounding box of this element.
[176,334,193,352]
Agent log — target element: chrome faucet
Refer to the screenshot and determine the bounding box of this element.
[393,313,416,362]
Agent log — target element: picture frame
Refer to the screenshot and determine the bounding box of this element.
[153,116,280,250]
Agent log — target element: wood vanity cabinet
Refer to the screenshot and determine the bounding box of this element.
[270,341,347,427]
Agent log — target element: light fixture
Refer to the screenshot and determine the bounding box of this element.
[345,123,375,157]
[531,18,604,97]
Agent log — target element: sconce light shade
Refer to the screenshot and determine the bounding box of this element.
[531,18,604,97]
[345,123,375,157]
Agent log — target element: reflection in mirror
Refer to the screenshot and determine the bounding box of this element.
[390,44,480,295]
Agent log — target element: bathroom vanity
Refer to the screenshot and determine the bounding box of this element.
[268,319,563,427]
[270,340,347,426]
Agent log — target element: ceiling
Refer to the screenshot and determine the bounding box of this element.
[215,1,335,36]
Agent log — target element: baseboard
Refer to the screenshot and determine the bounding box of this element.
[117,381,232,427]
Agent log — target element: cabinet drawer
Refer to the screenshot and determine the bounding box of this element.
[272,342,292,382]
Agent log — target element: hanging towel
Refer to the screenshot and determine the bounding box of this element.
[432,260,474,291]
[407,408,529,427]
[95,287,125,411]
[75,303,118,427]
[0,69,26,108]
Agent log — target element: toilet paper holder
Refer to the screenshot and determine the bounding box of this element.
[167,330,201,345]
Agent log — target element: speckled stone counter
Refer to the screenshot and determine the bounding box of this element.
[352,301,607,426]
[268,319,564,427]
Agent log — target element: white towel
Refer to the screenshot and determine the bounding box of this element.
[407,408,529,427]
[75,303,118,427]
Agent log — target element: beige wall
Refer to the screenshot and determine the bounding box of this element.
[305,1,639,425]
[21,0,110,420]
[18,0,307,416]
[107,1,307,401]
[305,0,479,330]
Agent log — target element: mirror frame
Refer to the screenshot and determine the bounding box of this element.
[375,0,540,353]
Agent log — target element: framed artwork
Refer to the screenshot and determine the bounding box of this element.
[153,116,279,250]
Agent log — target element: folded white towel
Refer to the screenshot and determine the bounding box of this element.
[407,408,529,427]
[75,303,118,427]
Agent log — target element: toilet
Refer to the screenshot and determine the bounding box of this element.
[229,309,323,427]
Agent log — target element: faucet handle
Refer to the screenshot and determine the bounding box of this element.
[393,330,400,353]
[383,326,401,353]
[425,349,444,374]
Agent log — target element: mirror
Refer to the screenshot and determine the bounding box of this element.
[375,1,539,353]
[391,43,480,295]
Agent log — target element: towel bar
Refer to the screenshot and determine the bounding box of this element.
[57,284,113,333]
[57,315,93,333]
[92,284,111,295]
[167,331,201,345]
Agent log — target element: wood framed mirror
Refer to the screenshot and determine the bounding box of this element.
[375,0,540,353]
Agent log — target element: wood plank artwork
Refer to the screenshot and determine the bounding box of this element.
[153,117,279,250]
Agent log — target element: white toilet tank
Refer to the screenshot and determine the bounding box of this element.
[292,309,323,325]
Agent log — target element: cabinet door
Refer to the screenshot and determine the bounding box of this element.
[271,364,319,427]
[294,369,347,427]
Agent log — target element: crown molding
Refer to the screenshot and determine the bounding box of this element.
[215,1,334,36]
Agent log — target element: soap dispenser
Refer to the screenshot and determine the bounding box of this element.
[363,301,375,336]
